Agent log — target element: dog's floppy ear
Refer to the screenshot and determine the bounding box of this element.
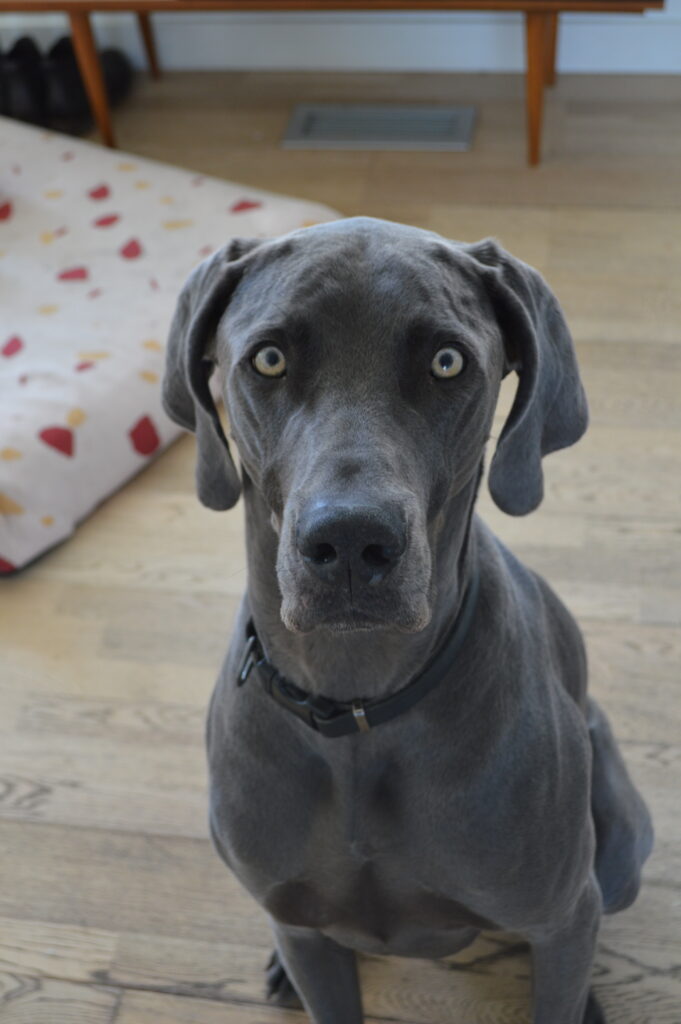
[162,238,263,510]
[465,238,588,516]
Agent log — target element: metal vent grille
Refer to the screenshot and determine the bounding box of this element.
[282,103,476,151]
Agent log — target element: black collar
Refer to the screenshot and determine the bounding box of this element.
[237,569,480,739]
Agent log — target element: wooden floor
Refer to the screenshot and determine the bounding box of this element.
[1,71,680,1023]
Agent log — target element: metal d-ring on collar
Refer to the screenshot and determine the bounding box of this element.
[237,568,480,739]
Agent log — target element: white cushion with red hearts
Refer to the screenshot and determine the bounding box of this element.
[0,116,341,574]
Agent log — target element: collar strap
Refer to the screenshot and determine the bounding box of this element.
[237,569,480,738]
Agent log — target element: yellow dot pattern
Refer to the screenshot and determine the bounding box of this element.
[0,493,24,515]
[67,408,87,428]
[163,219,194,231]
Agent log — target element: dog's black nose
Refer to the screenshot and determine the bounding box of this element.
[297,504,406,586]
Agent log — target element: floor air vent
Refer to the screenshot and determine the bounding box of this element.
[282,103,476,151]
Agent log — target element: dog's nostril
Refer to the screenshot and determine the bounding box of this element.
[362,544,393,569]
[297,506,406,586]
[310,542,337,565]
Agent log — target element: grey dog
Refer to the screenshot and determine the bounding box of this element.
[162,216,653,1024]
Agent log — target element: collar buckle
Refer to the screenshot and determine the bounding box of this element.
[352,700,371,733]
[237,633,259,686]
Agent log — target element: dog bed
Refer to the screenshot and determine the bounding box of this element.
[0,116,341,574]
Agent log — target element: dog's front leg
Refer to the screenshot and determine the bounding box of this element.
[529,876,604,1024]
[270,920,364,1024]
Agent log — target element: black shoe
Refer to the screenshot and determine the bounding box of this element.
[44,36,134,135]
[44,35,93,134]
[1,36,48,126]
[100,46,134,107]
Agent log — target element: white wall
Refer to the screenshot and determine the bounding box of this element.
[1,4,679,75]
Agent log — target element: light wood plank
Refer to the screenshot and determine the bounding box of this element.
[0,919,116,982]
[0,974,119,1024]
[0,820,270,946]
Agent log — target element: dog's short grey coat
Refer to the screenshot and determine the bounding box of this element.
[162,217,653,1024]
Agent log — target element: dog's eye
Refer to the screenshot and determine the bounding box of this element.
[252,346,287,378]
[431,347,465,379]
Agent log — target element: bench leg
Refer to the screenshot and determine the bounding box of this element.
[137,12,161,79]
[69,12,115,147]
[545,12,559,86]
[525,10,549,166]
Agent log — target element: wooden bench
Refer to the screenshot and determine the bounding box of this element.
[0,0,663,163]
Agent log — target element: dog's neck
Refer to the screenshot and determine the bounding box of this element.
[241,471,481,703]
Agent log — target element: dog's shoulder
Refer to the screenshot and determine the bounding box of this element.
[474,516,587,696]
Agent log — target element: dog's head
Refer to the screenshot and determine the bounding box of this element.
[163,217,587,634]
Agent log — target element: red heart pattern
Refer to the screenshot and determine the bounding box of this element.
[0,557,16,574]
[120,239,142,260]
[2,336,23,357]
[129,415,160,456]
[58,266,89,282]
[39,426,75,457]
[94,214,120,228]
[0,201,13,221]
[89,184,110,200]
[230,199,262,213]
[75,361,95,372]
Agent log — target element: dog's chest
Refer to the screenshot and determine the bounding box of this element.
[263,858,491,956]
[211,729,502,951]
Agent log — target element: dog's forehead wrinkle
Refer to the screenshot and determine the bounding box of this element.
[264,223,452,295]
[288,255,428,322]
[223,222,490,354]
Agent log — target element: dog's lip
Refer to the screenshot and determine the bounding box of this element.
[318,614,386,633]
[297,604,415,634]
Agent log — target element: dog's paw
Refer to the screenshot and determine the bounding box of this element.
[583,991,606,1024]
[265,949,303,1009]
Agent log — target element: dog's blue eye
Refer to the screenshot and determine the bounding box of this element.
[431,347,464,379]
[253,346,287,378]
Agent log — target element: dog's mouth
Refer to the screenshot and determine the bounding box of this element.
[316,617,387,635]
[306,609,399,634]
[278,581,432,635]
[283,609,431,636]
